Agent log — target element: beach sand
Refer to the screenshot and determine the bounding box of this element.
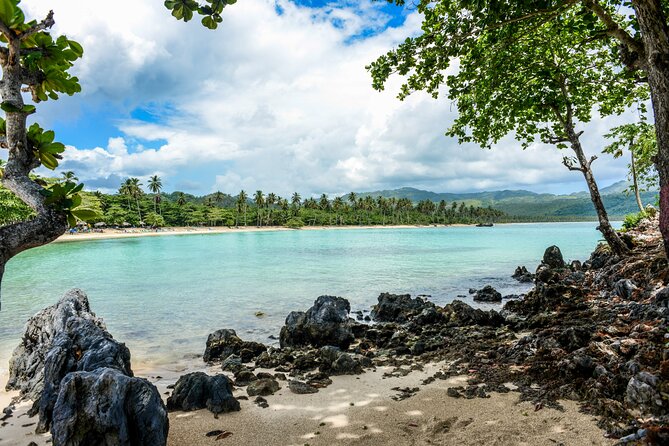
[0,361,612,446]
[53,224,464,243]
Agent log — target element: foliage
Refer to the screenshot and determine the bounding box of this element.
[622,210,649,231]
[144,212,165,228]
[41,180,99,227]
[368,5,644,151]
[285,217,304,229]
[164,0,236,29]
[604,121,659,192]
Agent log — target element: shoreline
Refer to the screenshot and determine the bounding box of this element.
[52,221,601,244]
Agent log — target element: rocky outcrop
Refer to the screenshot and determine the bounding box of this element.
[203,329,267,363]
[473,286,502,303]
[371,293,435,323]
[542,245,565,269]
[280,296,354,349]
[512,266,534,283]
[166,372,240,415]
[442,300,504,327]
[51,368,168,446]
[319,346,364,375]
[6,289,168,445]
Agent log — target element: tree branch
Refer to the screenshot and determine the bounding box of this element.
[21,10,55,40]
[563,156,585,172]
[583,0,646,69]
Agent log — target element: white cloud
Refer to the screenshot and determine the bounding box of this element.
[24,0,631,196]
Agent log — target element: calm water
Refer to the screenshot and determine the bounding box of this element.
[0,223,610,372]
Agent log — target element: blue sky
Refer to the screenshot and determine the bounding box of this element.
[17,0,631,197]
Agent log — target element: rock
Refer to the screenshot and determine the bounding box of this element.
[556,326,592,352]
[319,346,363,375]
[254,396,269,408]
[247,378,280,397]
[613,279,637,299]
[512,266,534,283]
[221,354,243,373]
[203,329,266,363]
[473,286,502,303]
[371,293,435,323]
[542,246,565,269]
[233,370,257,386]
[6,289,128,404]
[166,372,240,415]
[279,296,354,350]
[625,372,663,414]
[654,287,669,307]
[442,300,504,327]
[51,368,168,446]
[288,380,319,394]
[5,289,137,434]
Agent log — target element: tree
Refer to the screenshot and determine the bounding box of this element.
[371,0,669,256]
[237,189,248,226]
[368,4,638,255]
[253,190,264,227]
[148,175,163,214]
[61,171,78,182]
[0,3,88,300]
[291,192,301,216]
[604,121,659,211]
[176,192,187,207]
[128,177,144,222]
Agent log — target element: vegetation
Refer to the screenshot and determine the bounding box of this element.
[622,210,650,231]
[368,2,646,255]
[370,0,669,257]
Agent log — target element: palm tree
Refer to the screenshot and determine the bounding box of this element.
[61,171,78,182]
[148,175,163,214]
[266,192,277,226]
[213,191,225,206]
[129,177,144,222]
[237,190,248,226]
[176,192,187,206]
[347,192,357,210]
[119,180,133,212]
[254,190,264,227]
[291,192,301,216]
[333,196,344,225]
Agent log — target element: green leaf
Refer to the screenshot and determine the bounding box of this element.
[40,152,58,170]
[0,101,22,113]
[71,208,99,221]
[22,104,36,114]
[201,15,217,29]
[0,0,14,26]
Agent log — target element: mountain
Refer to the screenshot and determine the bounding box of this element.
[357,181,657,219]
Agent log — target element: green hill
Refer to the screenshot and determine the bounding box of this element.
[357,181,657,220]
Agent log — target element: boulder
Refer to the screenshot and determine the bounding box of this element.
[51,368,168,446]
[203,329,266,363]
[288,380,319,394]
[166,372,240,415]
[442,300,505,327]
[280,296,354,350]
[542,245,565,269]
[626,372,663,414]
[473,286,502,303]
[319,346,363,375]
[654,288,669,308]
[614,279,637,300]
[247,378,280,397]
[221,354,243,373]
[371,293,435,323]
[512,266,534,283]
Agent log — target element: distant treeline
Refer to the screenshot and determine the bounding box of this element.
[0,183,512,227]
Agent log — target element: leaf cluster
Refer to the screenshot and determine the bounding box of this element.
[164,0,236,30]
[41,180,99,227]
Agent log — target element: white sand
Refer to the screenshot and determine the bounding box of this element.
[0,361,611,446]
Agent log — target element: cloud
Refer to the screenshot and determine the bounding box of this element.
[24,0,631,196]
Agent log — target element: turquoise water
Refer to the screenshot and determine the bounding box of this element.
[0,223,610,372]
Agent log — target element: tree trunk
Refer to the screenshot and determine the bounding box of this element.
[0,33,68,305]
[632,0,669,257]
[567,132,629,256]
[631,150,645,212]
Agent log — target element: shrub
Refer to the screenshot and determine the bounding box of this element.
[285,217,304,229]
[622,210,648,231]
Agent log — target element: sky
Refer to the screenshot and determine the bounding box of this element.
[14,0,636,197]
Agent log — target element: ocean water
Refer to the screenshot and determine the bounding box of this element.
[0,223,611,372]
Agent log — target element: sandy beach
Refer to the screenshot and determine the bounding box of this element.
[0,361,612,446]
[53,224,458,243]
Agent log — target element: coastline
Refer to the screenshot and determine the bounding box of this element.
[53,224,463,243]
